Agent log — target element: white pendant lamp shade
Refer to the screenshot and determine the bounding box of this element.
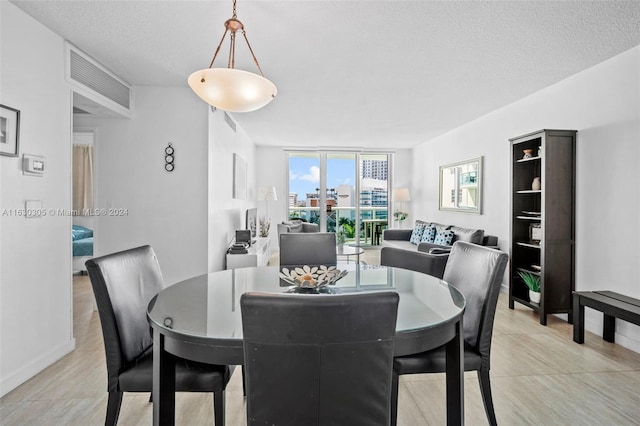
[188,0,276,113]
[188,68,277,113]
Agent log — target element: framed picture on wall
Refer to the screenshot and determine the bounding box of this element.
[0,104,20,157]
[233,153,247,199]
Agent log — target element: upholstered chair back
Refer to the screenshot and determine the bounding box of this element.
[241,291,399,426]
[86,245,164,388]
[279,232,337,268]
[442,241,508,360]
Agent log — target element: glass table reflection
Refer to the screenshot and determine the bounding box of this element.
[147,264,466,426]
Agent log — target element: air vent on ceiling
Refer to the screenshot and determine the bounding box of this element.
[65,43,131,117]
[224,112,237,132]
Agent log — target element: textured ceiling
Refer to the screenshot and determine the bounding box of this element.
[11,0,640,149]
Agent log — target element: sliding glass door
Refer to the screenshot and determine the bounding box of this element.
[288,151,391,246]
[327,153,357,240]
[359,154,389,245]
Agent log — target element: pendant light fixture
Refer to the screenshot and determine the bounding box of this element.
[188,0,277,113]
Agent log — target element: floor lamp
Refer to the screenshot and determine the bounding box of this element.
[257,186,277,237]
[392,188,410,226]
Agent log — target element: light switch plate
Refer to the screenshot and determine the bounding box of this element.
[25,200,43,218]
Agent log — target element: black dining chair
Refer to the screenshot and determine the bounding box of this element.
[380,246,449,279]
[390,241,508,426]
[86,245,231,426]
[241,291,399,426]
[279,232,337,268]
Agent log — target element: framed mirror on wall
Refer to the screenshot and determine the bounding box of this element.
[439,156,483,214]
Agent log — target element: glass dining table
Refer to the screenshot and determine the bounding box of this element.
[147,263,466,426]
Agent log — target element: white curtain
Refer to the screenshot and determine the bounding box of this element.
[73,144,94,212]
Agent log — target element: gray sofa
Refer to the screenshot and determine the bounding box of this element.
[277,219,320,236]
[381,221,498,279]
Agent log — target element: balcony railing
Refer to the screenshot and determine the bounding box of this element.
[287,206,389,242]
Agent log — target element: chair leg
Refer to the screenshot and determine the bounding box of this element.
[390,371,399,426]
[242,365,247,397]
[105,391,123,426]
[477,369,497,426]
[213,390,225,426]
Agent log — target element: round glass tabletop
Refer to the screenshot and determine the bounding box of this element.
[148,264,465,342]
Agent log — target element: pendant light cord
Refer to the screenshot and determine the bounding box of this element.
[205,0,265,77]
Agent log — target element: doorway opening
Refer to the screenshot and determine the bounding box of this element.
[71,130,95,275]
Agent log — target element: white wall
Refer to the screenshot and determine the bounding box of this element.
[412,46,640,352]
[208,110,257,272]
[0,2,74,396]
[255,146,287,235]
[74,87,211,285]
[76,96,261,278]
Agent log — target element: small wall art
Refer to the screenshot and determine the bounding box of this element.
[164,143,175,172]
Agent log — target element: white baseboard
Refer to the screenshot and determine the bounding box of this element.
[499,285,640,354]
[0,338,76,398]
[584,316,640,354]
[611,333,640,353]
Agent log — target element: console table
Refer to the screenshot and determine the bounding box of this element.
[225,237,271,269]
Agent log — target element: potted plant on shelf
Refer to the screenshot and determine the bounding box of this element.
[518,271,541,304]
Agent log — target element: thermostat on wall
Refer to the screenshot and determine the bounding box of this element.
[23,154,46,177]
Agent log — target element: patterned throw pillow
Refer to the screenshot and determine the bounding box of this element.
[434,229,455,246]
[409,222,427,245]
[420,225,437,243]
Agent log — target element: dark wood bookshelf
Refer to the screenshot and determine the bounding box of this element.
[509,129,576,325]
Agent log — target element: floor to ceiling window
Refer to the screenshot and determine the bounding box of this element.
[326,153,356,237]
[287,151,391,246]
[287,152,321,224]
[359,153,389,245]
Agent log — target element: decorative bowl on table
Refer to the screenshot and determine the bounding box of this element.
[279,265,347,289]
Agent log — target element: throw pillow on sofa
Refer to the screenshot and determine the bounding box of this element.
[449,226,485,245]
[420,225,437,243]
[288,223,303,232]
[434,229,455,246]
[430,222,449,234]
[409,221,427,245]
